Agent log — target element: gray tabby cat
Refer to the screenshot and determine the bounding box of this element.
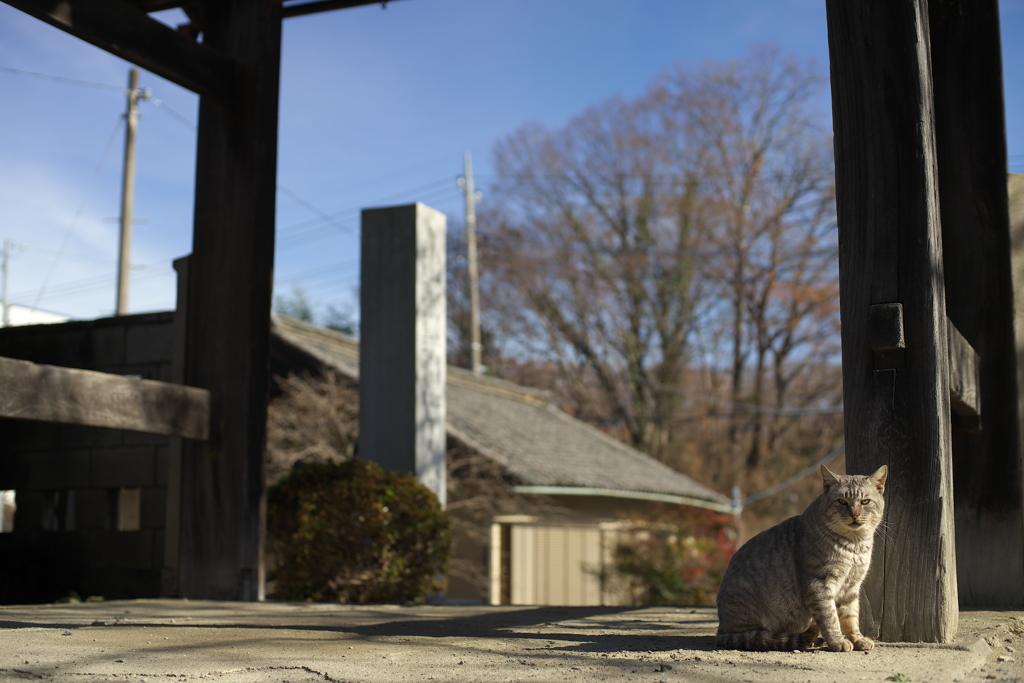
[716,464,888,652]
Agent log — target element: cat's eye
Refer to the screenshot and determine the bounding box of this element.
[861,499,872,505]
[837,498,848,506]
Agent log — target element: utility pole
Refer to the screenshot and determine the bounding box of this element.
[1,238,11,328]
[457,150,483,374]
[116,68,148,316]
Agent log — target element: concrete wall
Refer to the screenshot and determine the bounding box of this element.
[360,204,447,507]
[0,313,174,603]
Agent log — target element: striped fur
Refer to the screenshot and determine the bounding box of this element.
[715,465,887,652]
[716,627,819,652]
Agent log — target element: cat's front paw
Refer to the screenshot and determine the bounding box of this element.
[826,638,854,652]
[852,636,874,651]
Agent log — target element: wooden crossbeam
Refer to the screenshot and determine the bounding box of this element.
[4,0,232,100]
[0,355,210,441]
[111,0,400,18]
[869,304,981,419]
[124,0,197,10]
[947,318,981,420]
[281,0,403,18]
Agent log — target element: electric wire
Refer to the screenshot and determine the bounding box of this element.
[648,379,843,417]
[275,182,460,253]
[30,118,125,312]
[276,258,360,287]
[278,185,355,236]
[741,441,845,506]
[277,176,457,239]
[148,97,197,130]
[278,151,459,207]
[0,65,125,92]
[9,261,174,305]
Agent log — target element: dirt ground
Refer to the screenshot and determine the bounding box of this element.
[1,600,1022,682]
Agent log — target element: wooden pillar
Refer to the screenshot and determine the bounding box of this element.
[1013,177,1024,576]
[175,1,282,600]
[929,0,1024,608]
[827,0,958,642]
[161,256,189,596]
[359,204,447,507]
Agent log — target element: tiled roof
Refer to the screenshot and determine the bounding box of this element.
[271,314,730,508]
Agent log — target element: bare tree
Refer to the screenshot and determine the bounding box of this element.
[479,46,841,498]
[486,91,699,459]
[265,371,359,486]
[661,46,840,494]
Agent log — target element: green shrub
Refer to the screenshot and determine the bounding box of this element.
[610,507,735,606]
[267,458,450,604]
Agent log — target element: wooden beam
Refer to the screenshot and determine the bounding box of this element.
[827,0,958,642]
[4,0,232,100]
[174,0,282,602]
[127,1,198,10]
[930,0,1024,608]
[946,318,981,420]
[0,355,209,440]
[281,0,400,19]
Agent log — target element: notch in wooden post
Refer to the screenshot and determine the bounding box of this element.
[868,302,906,370]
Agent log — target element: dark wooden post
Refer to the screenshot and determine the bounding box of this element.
[929,0,1024,608]
[175,0,282,600]
[826,0,958,642]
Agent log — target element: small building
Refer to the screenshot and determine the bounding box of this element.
[271,314,732,605]
[0,311,730,606]
[0,312,177,604]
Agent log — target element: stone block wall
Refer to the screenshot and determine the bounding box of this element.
[0,312,175,603]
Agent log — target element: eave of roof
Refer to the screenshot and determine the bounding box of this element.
[270,314,730,507]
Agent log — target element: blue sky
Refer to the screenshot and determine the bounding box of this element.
[1,0,1022,323]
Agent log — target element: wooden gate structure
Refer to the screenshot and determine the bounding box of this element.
[1,0,1021,639]
[0,0,394,601]
[827,0,1021,642]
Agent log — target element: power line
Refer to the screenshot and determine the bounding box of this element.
[30,117,125,312]
[276,176,457,238]
[15,246,122,265]
[148,97,197,130]
[275,181,460,252]
[277,152,460,207]
[8,260,174,304]
[276,258,360,286]
[2,63,200,134]
[278,185,355,236]
[0,65,124,92]
[741,442,845,507]
[649,379,843,417]
[4,64,462,256]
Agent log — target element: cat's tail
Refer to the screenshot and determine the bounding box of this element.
[716,627,818,651]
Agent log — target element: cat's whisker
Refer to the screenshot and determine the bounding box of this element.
[873,520,897,543]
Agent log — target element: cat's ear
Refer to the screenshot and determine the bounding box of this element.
[868,465,888,494]
[821,464,840,492]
